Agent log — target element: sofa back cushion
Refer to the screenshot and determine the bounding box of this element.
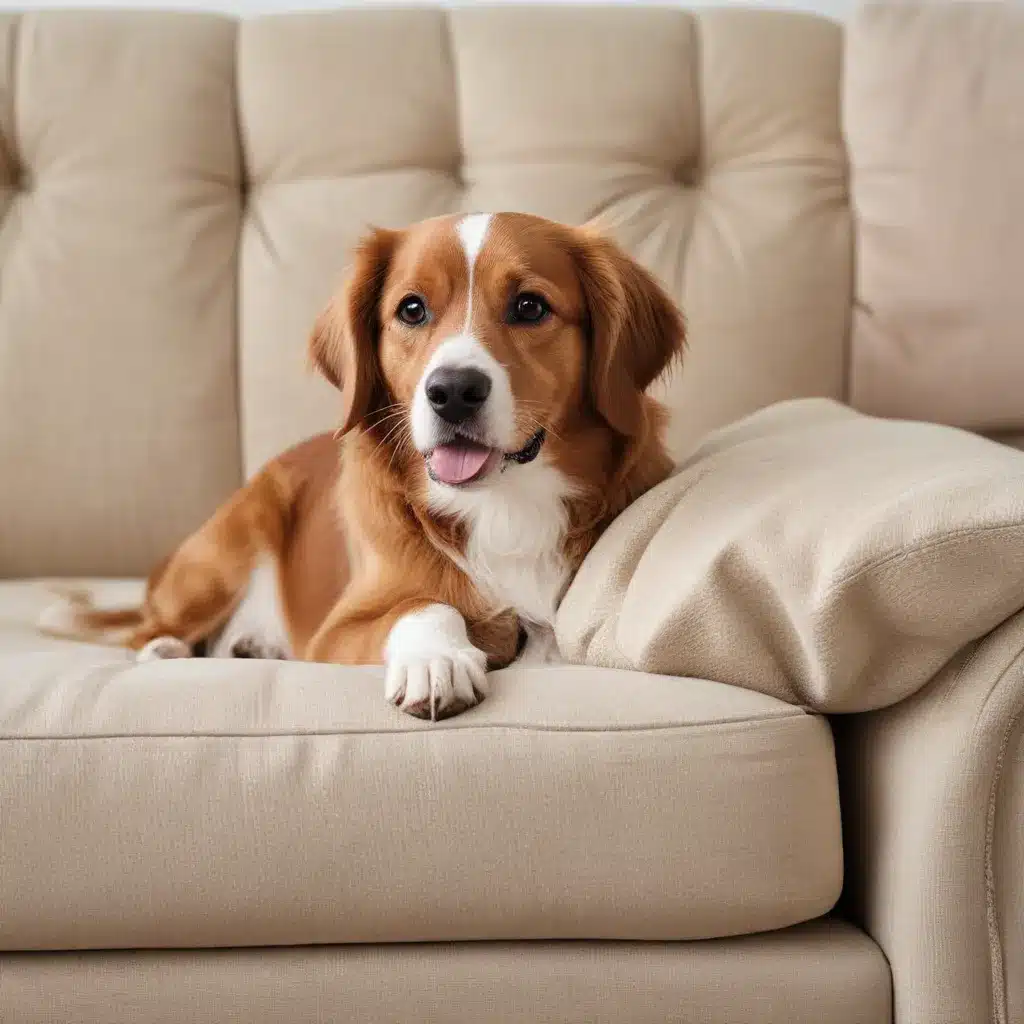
[0,13,241,577]
[0,7,850,576]
[846,2,1024,434]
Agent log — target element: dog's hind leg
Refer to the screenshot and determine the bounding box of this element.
[126,464,297,653]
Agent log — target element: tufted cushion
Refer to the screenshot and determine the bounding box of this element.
[1,7,850,576]
[0,12,241,578]
[846,2,1024,432]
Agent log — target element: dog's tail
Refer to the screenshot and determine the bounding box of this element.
[37,585,145,646]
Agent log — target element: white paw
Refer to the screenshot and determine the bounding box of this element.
[385,647,488,720]
[384,605,489,720]
[137,636,191,662]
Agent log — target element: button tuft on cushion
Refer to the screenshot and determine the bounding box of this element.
[675,164,702,189]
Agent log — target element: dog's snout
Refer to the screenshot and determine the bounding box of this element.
[425,366,492,425]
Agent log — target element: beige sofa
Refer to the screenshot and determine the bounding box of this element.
[1,4,1021,1023]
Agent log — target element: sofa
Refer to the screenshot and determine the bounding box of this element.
[1,3,1021,1022]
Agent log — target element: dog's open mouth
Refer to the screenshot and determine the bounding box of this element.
[426,430,546,487]
[427,441,500,486]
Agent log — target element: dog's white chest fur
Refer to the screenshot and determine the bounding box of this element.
[431,457,573,631]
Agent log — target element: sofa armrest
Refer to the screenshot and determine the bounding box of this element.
[832,611,1024,1024]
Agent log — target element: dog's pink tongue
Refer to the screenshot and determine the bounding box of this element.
[430,444,491,485]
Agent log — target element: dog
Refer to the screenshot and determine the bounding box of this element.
[40,212,685,719]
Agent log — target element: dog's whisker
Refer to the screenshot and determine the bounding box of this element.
[374,419,410,456]
[516,410,562,445]
[370,414,414,461]
[386,427,414,474]
[373,420,406,443]
[371,409,408,430]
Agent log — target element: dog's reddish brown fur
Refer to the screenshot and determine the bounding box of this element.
[55,213,684,674]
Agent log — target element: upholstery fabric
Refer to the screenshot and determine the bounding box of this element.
[0,583,841,950]
[846,2,1024,432]
[0,7,850,577]
[557,398,1024,713]
[0,13,241,578]
[0,919,891,1024]
[833,608,1024,1024]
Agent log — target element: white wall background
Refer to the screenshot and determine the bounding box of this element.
[17,0,856,21]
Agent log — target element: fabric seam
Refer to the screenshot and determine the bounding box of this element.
[827,521,1024,597]
[0,710,815,742]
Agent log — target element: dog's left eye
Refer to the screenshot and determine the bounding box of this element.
[508,292,550,325]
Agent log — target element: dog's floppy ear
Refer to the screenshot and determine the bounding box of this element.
[571,229,685,438]
[309,227,399,436]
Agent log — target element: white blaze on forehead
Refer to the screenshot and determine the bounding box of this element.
[457,213,492,267]
[411,211,514,455]
[456,213,492,333]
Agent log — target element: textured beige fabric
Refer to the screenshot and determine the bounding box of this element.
[238,6,849,473]
[0,919,891,1024]
[0,13,241,577]
[846,2,1024,432]
[558,399,1024,714]
[0,590,841,950]
[834,608,1024,1024]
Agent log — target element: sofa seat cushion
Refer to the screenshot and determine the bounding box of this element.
[0,581,841,951]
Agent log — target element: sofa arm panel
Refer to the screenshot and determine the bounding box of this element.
[833,611,1024,1024]
[998,717,1024,1024]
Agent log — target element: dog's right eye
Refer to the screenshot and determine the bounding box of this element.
[396,295,429,326]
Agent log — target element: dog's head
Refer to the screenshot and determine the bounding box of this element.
[311,212,684,494]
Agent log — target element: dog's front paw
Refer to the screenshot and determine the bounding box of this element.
[385,647,488,720]
[384,605,488,720]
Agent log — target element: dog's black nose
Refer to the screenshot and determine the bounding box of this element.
[425,367,492,424]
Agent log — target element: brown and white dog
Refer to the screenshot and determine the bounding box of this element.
[43,212,685,719]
